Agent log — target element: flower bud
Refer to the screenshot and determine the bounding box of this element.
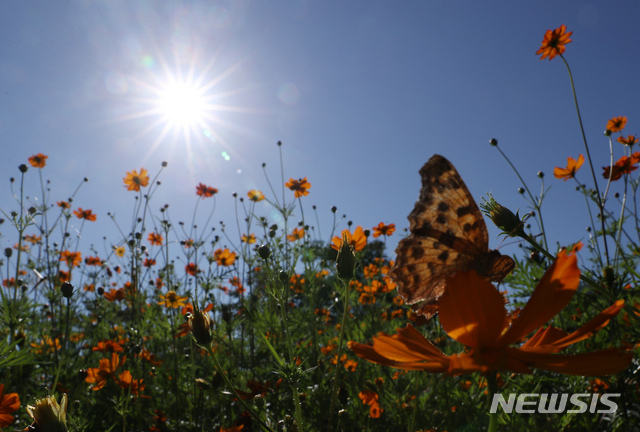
[19,164,28,173]
[258,244,271,260]
[480,195,526,238]
[489,138,498,146]
[279,270,288,283]
[336,233,356,280]
[26,393,68,432]
[60,282,74,299]
[188,307,213,347]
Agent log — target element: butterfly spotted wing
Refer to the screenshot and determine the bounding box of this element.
[389,154,515,319]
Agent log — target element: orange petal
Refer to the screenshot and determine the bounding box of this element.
[520,326,568,353]
[537,300,626,351]
[372,327,446,362]
[509,347,632,376]
[439,271,507,349]
[447,349,532,374]
[499,251,579,346]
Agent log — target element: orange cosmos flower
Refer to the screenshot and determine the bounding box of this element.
[185,262,200,276]
[143,258,156,267]
[85,352,126,391]
[372,222,396,238]
[23,234,42,244]
[351,251,632,376]
[287,227,305,241]
[247,189,265,202]
[158,290,189,308]
[123,168,149,192]
[241,233,256,244]
[147,232,164,246]
[214,248,237,266]
[57,200,70,209]
[60,250,82,268]
[603,152,640,181]
[617,135,638,146]
[358,389,382,418]
[553,154,584,181]
[117,370,145,397]
[285,177,311,198]
[331,226,367,252]
[196,183,218,198]
[92,340,124,353]
[103,288,125,302]
[607,116,627,133]
[85,256,102,266]
[536,25,572,61]
[73,207,96,221]
[28,153,48,168]
[0,384,20,428]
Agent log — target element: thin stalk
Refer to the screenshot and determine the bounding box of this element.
[203,344,275,432]
[327,278,351,431]
[560,54,610,265]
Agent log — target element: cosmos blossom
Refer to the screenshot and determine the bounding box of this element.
[351,251,632,376]
[553,154,584,181]
[331,226,367,252]
[123,168,150,192]
[28,153,48,168]
[536,25,572,60]
[285,177,311,198]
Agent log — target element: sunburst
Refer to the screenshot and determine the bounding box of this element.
[113,50,249,160]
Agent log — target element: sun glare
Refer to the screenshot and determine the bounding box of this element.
[157,81,206,128]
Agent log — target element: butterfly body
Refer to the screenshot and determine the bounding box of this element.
[390,154,515,318]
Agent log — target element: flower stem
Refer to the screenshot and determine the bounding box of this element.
[560,54,610,265]
[204,344,275,432]
[327,277,351,431]
[486,373,498,432]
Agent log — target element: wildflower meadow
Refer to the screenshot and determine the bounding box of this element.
[1,26,639,432]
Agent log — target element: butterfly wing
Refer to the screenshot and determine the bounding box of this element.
[390,154,513,318]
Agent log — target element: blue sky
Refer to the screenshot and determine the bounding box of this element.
[1,1,639,264]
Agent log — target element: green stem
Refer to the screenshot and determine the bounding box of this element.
[204,345,275,432]
[486,373,498,432]
[327,278,351,431]
[560,54,610,265]
[521,233,640,324]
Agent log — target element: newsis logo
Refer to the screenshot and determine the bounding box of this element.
[490,393,620,414]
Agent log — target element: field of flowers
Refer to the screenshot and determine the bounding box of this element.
[1,26,639,432]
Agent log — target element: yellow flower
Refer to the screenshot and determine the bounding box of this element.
[247,189,265,202]
[158,291,189,309]
[213,248,237,266]
[123,168,150,192]
[113,245,125,257]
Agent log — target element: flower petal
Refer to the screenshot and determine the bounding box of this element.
[499,250,579,346]
[439,271,507,349]
[536,300,626,351]
[509,347,632,376]
[349,326,449,372]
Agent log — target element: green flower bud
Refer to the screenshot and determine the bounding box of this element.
[26,394,68,432]
[188,307,213,347]
[60,282,74,299]
[258,244,271,260]
[336,233,356,280]
[480,194,526,238]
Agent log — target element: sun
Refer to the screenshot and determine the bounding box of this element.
[113,51,250,157]
[156,80,207,129]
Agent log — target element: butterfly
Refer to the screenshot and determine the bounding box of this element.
[389,154,515,319]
